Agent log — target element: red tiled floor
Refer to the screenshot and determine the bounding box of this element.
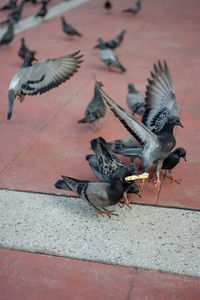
[0,0,200,209]
[1,249,200,300]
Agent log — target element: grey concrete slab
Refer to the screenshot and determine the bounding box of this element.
[0,189,200,277]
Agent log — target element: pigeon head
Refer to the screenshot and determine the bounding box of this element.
[97,81,103,88]
[168,116,184,128]
[128,83,135,91]
[128,163,138,175]
[21,37,25,43]
[121,29,127,35]
[175,147,187,161]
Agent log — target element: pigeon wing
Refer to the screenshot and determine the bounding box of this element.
[143,60,178,132]
[95,81,159,149]
[20,51,83,95]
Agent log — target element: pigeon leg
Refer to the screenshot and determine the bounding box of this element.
[120,193,131,209]
[140,179,145,190]
[154,160,162,189]
[102,207,119,218]
[168,170,182,184]
[94,207,105,217]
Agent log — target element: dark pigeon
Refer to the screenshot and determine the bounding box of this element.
[54,168,136,217]
[0,22,14,46]
[126,83,145,117]
[86,137,140,206]
[18,37,36,60]
[98,37,126,72]
[104,1,112,11]
[61,16,82,37]
[94,30,127,49]
[7,50,83,120]
[35,1,48,18]
[122,0,141,13]
[94,61,184,188]
[78,82,106,129]
[0,0,17,11]
[161,147,186,183]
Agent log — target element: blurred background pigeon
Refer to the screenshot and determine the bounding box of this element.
[126,83,145,117]
[104,1,112,12]
[98,37,126,72]
[61,16,82,38]
[35,0,48,18]
[122,0,141,14]
[78,82,106,130]
[0,22,15,47]
[94,30,127,49]
[0,0,17,11]
[18,37,36,60]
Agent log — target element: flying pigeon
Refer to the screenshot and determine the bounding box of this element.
[0,22,14,46]
[98,38,126,72]
[54,168,136,217]
[35,1,48,18]
[94,30,127,49]
[161,147,186,184]
[61,16,82,37]
[94,60,184,188]
[86,137,140,206]
[122,0,141,14]
[7,50,83,120]
[78,82,106,129]
[18,37,36,60]
[126,83,145,117]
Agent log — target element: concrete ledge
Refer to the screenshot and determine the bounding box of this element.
[0,189,199,277]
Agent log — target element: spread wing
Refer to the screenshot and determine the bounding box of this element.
[142,60,178,133]
[20,51,83,95]
[95,81,159,149]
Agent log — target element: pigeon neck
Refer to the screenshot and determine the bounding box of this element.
[21,56,34,67]
[98,40,106,49]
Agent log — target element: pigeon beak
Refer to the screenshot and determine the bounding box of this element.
[178,122,184,128]
[183,156,187,162]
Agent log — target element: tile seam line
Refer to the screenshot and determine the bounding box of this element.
[0,0,91,36]
[126,269,136,300]
[0,81,88,176]
[1,188,200,212]
[1,247,200,279]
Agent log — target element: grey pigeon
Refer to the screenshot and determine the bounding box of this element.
[35,1,48,18]
[78,82,106,129]
[98,38,126,72]
[18,37,36,60]
[94,61,184,188]
[122,0,141,13]
[8,50,83,120]
[86,137,140,206]
[0,22,14,46]
[61,16,82,37]
[94,30,127,49]
[161,147,186,184]
[126,83,145,117]
[54,168,135,217]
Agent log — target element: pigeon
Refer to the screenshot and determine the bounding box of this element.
[104,1,112,11]
[7,1,24,23]
[98,38,126,72]
[54,168,136,217]
[94,60,184,188]
[86,137,140,206]
[78,82,106,129]
[35,1,48,18]
[161,147,186,184]
[0,22,14,47]
[7,50,83,120]
[0,0,17,11]
[61,16,82,37]
[94,30,127,49]
[122,0,141,14]
[18,37,36,60]
[126,83,145,117]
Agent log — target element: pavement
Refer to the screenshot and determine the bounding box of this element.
[0,0,200,299]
